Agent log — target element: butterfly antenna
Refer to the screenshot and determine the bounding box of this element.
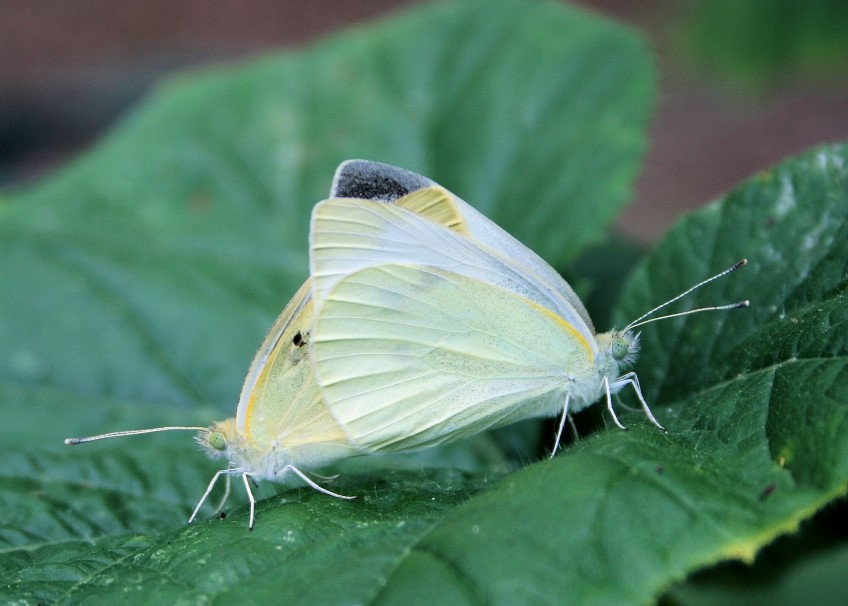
[623,259,748,333]
[64,426,207,445]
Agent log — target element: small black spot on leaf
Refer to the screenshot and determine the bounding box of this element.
[758,483,776,501]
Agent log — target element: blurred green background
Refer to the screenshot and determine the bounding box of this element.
[3,0,848,243]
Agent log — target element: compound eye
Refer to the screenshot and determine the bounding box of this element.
[207,430,227,451]
[611,336,629,360]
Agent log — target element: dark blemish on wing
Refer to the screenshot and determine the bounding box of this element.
[289,330,310,363]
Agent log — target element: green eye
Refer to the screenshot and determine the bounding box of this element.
[207,430,227,451]
[611,336,629,360]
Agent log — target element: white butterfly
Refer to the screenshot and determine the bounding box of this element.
[309,175,746,454]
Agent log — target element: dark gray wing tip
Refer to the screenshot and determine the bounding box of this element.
[330,160,434,203]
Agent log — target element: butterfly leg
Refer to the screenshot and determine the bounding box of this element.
[568,414,580,441]
[613,372,666,431]
[310,471,341,481]
[189,468,233,524]
[241,473,257,530]
[550,393,572,458]
[277,465,356,501]
[603,376,628,430]
[211,472,232,516]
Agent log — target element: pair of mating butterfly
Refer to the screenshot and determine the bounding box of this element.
[67,160,747,529]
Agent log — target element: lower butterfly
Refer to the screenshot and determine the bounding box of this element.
[66,160,747,529]
[65,161,486,529]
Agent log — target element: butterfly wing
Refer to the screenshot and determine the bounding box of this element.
[330,159,435,202]
[311,263,594,451]
[443,195,596,333]
[238,166,597,458]
[310,196,600,451]
[310,196,596,351]
[235,280,354,463]
[331,160,594,332]
[234,185,472,460]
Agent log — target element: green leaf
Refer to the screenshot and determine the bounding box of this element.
[11,138,841,606]
[1,0,845,598]
[0,0,655,601]
[2,449,489,604]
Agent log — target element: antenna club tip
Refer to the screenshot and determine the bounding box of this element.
[736,259,748,268]
[64,438,80,445]
[741,299,751,307]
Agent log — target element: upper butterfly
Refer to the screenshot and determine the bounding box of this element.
[308,176,748,455]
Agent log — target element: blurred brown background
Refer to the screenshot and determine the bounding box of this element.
[2,0,847,242]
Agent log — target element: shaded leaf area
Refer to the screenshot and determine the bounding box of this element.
[665,500,848,605]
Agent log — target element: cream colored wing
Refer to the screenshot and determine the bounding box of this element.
[234,189,472,455]
[442,194,595,333]
[331,159,594,331]
[312,264,595,451]
[310,195,596,351]
[235,280,351,457]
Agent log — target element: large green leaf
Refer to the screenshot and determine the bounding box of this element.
[15,0,842,604]
[0,0,656,602]
[3,139,846,603]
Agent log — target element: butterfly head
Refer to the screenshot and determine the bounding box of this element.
[594,330,640,380]
[610,330,640,366]
[196,418,237,459]
[597,260,750,377]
